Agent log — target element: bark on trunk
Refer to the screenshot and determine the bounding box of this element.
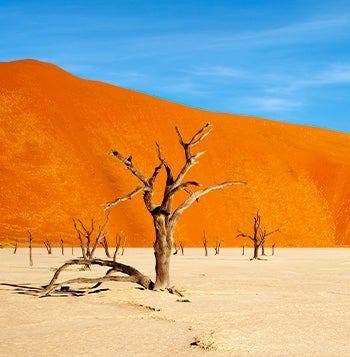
[253,243,259,259]
[153,214,172,290]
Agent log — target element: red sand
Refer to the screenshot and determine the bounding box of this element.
[0,59,349,247]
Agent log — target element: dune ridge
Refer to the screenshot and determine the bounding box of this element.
[0,59,349,246]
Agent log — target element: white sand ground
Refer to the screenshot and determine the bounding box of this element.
[0,248,349,356]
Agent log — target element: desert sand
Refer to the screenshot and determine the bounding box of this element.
[0,248,349,356]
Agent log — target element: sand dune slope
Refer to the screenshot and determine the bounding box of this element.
[0,59,349,246]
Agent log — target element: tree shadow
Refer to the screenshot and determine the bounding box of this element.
[0,282,109,297]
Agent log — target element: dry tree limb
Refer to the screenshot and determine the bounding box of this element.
[40,258,154,297]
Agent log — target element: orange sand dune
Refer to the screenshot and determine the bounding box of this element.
[0,59,349,247]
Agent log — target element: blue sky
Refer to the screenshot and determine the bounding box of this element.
[1,0,350,133]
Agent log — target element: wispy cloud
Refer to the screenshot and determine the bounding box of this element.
[263,63,350,95]
[190,65,245,78]
[160,82,209,96]
[302,63,350,86]
[108,71,147,82]
[242,97,302,112]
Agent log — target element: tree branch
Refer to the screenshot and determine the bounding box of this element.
[104,186,145,210]
[265,228,280,237]
[111,150,149,185]
[40,258,154,297]
[169,180,246,230]
[236,231,254,241]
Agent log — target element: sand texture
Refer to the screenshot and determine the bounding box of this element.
[1,59,350,247]
[0,248,349,356]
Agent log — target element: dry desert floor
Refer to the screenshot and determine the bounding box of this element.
[0,248,349,356]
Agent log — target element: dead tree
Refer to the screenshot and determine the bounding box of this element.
[13,240,18,254]
[179,242,184,256]
[242,245,245,255]
[260,228,279,256]
[42,124,245,296]
[104,123,246,290]
[203,231,208,256]
[71,246,74,255]
[237,211,279,260]
[28,230,33,266]
[121,239,126,256]
[100,235,111,258]
[44,240,52,254]
[272,243,276,256]
[214,240,221,255]
[60,237,64,255]
[72,215,109,261]
[113,233,122,261]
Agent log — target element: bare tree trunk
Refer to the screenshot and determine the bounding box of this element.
[28,231,33,267]
[60,238,64,255]
[13,240,18,254]
[121,236,126,256]
[214,241,221,255]
[203,231,208,256]
[252,243,259,260]
[272,243,275,256]
[101,236,111,258]
[261,243,266,256]
[242,245,245,255]
[153,215,172,290]
[71,246,74,255]
[179,242,184,256]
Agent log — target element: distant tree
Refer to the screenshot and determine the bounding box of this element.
[272,243,276,256]
[214,239,222,255]
[100,235,111,258]
[44,239,52,254]
[203,231,208,256]
[60,236,64,255]
[179,242,184,256]
[28,230,33,266]
[72,215,109,262]
[13,240,18,254]
[237,211,279,260]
